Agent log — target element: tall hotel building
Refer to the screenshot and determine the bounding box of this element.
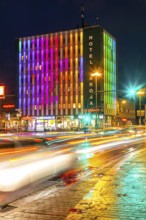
[17,25,116,131]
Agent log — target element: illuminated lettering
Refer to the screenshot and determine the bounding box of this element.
[89,82,93,87]
[89,54,93,58]
[88,35,93,65]
[89,36,93,40]
[89,101,94,105]
[89,88,94,93]
[89,42,93,46]
[89,48,93,52]
[3,104,15,109]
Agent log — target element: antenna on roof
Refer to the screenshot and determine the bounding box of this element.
[81,4,85,28]
[96,17,99,25]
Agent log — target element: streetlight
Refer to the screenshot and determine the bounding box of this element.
[91,72,102,128]
[137,91,144,125]
[121,100,126,126]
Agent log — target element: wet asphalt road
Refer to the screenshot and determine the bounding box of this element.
[0,133,146,219]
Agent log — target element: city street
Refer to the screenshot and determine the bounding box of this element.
[1,0,146,219]
[0,132,146,219]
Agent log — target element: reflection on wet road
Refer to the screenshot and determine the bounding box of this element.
[0,132,146,219]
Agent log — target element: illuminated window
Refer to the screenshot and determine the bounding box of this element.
[73,103,76,108]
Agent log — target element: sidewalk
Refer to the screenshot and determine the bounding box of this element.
[1,147,146,219]
[67,147,146,219]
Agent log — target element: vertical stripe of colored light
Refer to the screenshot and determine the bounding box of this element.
[23,40,26,115]
[60,71,63,111]
[55,35,59,113]
[65,34,68,114]
[19,40,22,109]
[81,83,83,112]
[76,69,78,104]
[27,39,30,115]
[36,38,39,114]
[48,37,51,113]
[60,59,63,71]
[80,57,83,82]
[70,71,73,113]
[65,70,68,112]
[45,35,48,114]
[59,34,63,114]
[69,33,73,114]
[80,30,83,113]
[103,31,116,112]
[41,37,44,110]
[50,35,54,112]
[32,39,35,115]
[75,32,78,114]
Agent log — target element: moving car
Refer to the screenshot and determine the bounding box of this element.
[0,136,77,191]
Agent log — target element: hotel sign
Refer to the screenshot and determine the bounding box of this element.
[88,35,94,108]
[88,76,94,107]
[83,26,102,111]
[88,35,94,65]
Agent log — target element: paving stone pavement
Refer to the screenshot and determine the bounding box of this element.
[1,147,146,220]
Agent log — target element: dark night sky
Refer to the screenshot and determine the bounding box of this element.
[0,0,146,93]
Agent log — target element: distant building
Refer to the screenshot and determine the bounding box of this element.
[17,25,116,131]
[116,98,136,126]
[0,94,17,130]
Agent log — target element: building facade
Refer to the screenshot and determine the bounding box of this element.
[17,25,116,131]
[116,98,136,126]
[0,94,20,131]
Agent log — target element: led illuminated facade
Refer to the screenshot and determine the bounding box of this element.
[17,25,116,130]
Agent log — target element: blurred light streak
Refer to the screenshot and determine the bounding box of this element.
[76,136,146,155]
[0,147,39,156]
[0,148,76,191]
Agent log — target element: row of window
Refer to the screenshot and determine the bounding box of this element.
[20,76,81,84]
[21,103,81,108]
[20,61,82,71]
[22,108,82,117]
[20,93,81,100]
[20,50,82,62]
[20,96,81,102]
[120,109,135,114]
[19,35,82,50]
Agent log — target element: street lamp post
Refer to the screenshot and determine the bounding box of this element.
[137,91,144,125]
[91,72,101,128]
[121,100,126,126]
[121,100,126,114]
